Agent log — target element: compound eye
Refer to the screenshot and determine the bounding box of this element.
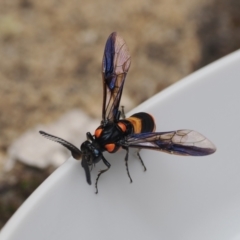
[93,149,100,157]
[95,128,103,138]
[105,143,116,153]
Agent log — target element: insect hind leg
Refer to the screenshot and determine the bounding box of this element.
[136,149,147,171]
[124,148,133,183]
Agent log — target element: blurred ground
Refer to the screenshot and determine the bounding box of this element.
[0,0,240,229]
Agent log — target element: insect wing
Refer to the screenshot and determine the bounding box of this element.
[39,131,82,160]
[102,32,131,122]
[124,130,216,156]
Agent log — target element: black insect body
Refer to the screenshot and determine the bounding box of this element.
[40,32,216,193]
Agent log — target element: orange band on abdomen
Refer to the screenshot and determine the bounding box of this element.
[125,117,142,133]
[126,112,155,134]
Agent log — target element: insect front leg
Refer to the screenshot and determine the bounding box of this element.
[123,147,133,183]
[136,149,147,171]
[95,155,111,194]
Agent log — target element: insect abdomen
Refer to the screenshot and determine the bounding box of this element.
[125,112,155,134]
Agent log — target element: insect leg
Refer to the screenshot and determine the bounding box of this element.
[124,148,133,183]
[95,156,111,194]
[121,106,126,119]
[136,149,147,171]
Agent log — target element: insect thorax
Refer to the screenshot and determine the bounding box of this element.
[94,122,132,153]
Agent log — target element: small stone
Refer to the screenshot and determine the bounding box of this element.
[5,109,99,170]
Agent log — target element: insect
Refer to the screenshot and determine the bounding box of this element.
[40,32,216,193]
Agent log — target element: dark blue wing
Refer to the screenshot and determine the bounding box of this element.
[122,130,216,156]
[102,32,131,123]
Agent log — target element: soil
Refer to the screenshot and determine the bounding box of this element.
[0,0,240,229]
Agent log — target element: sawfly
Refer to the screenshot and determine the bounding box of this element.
[40,32,216,193]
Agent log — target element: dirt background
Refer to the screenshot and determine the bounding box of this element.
[0,0,240,229]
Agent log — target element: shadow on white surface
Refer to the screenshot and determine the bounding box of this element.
[1,50,240,240]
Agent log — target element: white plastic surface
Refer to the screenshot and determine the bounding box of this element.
[1,50,240,240]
